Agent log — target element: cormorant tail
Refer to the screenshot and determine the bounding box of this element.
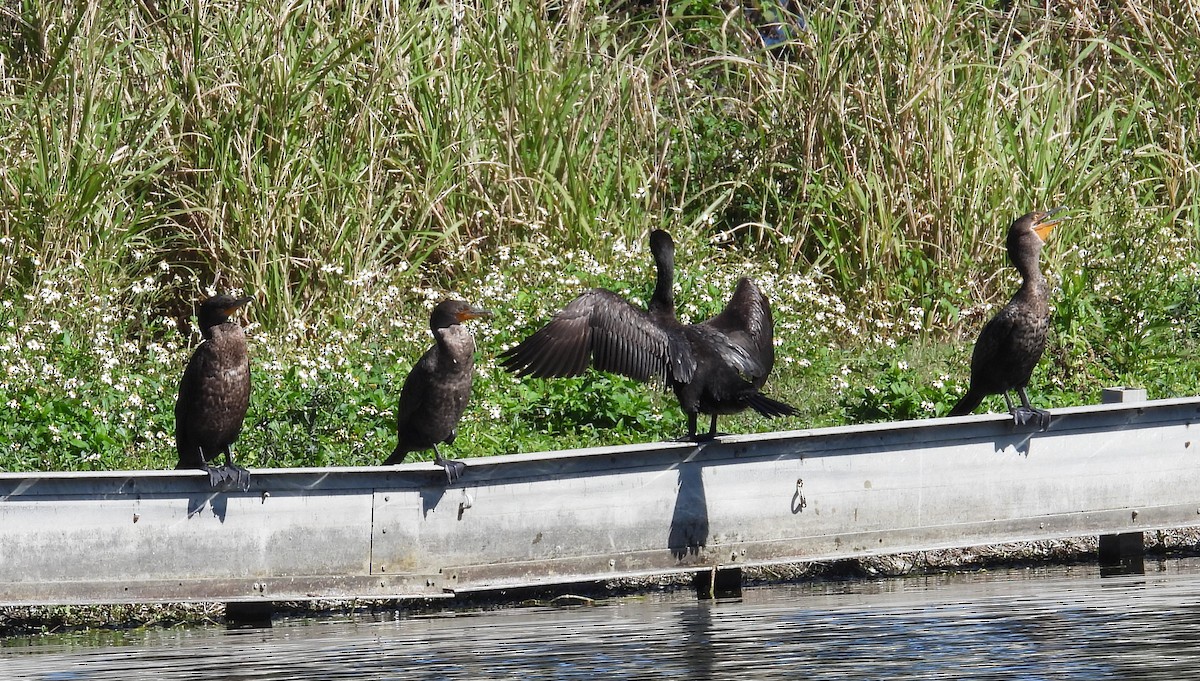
[383,444,410,466]
[745,393,800,418]
[948,389,985,417]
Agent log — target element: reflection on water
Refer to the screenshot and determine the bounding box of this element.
[6,557,1200,680]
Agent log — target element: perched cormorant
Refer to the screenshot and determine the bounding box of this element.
[383,299,493,483]
[499,230,799,440]
[948,207,1067,428]
[175,294,253,490]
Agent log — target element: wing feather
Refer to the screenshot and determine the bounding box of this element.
[699,277,775,380]
[970,307,1017,373]
[500,288,689,383]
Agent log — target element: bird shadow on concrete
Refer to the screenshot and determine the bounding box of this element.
[993,430,1036,457]
[668,457,710,561]
[187,492,229,523]
[420,484,449,518]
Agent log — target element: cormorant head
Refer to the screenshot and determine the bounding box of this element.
[196,294,252,332]
[649,229,675,262]
[1029,206,1067,242]
[430,299,493,331]
[1008,207,1067,257]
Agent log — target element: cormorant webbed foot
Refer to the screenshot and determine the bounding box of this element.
[674,431,728,443]
[675,414,728,442]
[436,457,467,484]
[1010,406,1051,431]
[1033,408,1052,430]
[207,464,251,492]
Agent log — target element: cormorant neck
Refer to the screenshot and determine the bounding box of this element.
[200,319,227,341]
[433,324,455,346]
[434,324,474,362]
[648,248,675,318]
[1011,240,1046,299]
[1017,268,1046,299]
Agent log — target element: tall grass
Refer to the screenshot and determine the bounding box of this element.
[667,2,1198,314]
[2,0,1197,326]
[1,0,668,327]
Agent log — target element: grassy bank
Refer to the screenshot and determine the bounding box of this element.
[1,0,1198,471]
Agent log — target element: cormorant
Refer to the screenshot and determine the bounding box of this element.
[948,207,1067,428]
[175,294,254,490]
[499,229,799,440]
[383,299,493,483]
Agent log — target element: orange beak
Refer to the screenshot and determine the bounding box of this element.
[1033,206,1068,241]
[456,305,494,323]
[222,296,254,317]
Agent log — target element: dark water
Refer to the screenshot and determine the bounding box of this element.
[5,558,1200,680]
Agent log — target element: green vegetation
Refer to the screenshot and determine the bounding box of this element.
[1,0,1197,472]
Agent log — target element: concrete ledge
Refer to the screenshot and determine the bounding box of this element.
[2,396,1198,605]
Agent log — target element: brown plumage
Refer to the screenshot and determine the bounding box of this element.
[175,294,253,489]
[384,299,492,483]
[499,229,798,440]
[949,208,1066,428]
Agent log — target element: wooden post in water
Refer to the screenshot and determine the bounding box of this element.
[1097,387,1149,576]
[694,566,743,599]
[225,601,275,627]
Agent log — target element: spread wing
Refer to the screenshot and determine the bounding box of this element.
[499,288,695,384]
[698,277,774,380]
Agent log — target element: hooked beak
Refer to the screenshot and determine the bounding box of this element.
[456,305,494,323]
[1033,206,1068,241]
[223,296,254,317]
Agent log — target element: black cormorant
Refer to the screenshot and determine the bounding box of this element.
[948,207,1066,428]
[383,299,493,483]
[499,230,799,440]
[175,294,253,490]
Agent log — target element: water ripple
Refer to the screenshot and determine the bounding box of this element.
[5,559,1200,680]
